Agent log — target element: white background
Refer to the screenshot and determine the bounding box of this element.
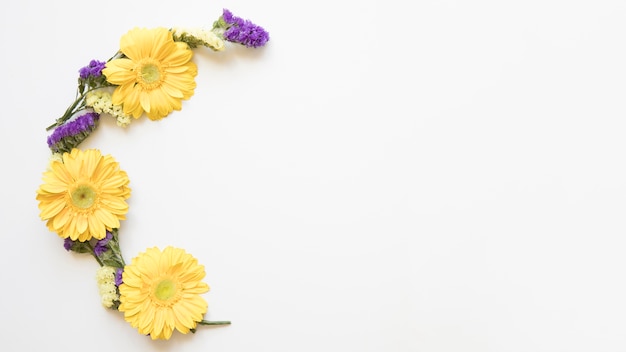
[2,0,626,351]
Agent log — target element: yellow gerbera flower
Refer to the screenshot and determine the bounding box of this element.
[102,27,198,121]
[119,246,210,340]
[36,148,131,241]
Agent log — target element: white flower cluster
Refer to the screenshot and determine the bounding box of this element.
[85,89,133,127]
[48,153,63,167]
[96,266,120,308]
[171,27,226,51]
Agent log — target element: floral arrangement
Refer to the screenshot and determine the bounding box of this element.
[36,9,269,340]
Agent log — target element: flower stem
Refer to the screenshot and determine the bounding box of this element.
[198,320,231,326]
[46,94,86,131]
[46,85,112,131]
[109,228,126,267]
[86,242,104,266]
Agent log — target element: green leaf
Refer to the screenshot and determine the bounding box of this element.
[70,241,91,253]
[101,257,124,268]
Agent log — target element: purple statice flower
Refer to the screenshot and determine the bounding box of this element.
[114,268,124,287]
[222,8,244,26]
[79,60,106,79]
[94,231,113,256]
[221,8,269,48]
[47,112,99,153]
[63,238,74,251]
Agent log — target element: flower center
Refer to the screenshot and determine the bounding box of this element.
[155,279,177,301]
[71,185,96,209]
[140,63,161,84]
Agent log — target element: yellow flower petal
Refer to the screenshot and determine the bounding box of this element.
[103,27,197,120]
[119,247,210,340]
[38,197,65,219]
[36,149,130,241]
[75,214,88,234]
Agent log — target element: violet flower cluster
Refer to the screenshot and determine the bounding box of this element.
[47,112,99,154]
[62,231,111,255]
[79,60,106,79]
[94,231,113,256]
[47,60,110,131]
[115,268,123,286]
[63,238,74,251]
[219,9,269,48]
[78,59,109,94]
[63,229,126,284]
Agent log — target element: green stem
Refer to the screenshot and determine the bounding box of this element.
[109,228,126,267]
[108,50,123,61]
[46,83,115,131]
[86,242,104,266]
[110,246,126,267]
[198,320,231,326]
[46,51,124,131]
[47,94,85,130]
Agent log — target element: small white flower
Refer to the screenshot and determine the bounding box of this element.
[116,114,132,128]
[86,89,131,127]
[96,266,120,308]
[46,153,63,171]
[85,92,99,107]
[171,26,225,51]
[50,153,63,163]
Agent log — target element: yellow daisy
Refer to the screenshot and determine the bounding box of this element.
[119,246,210,340]
[102,27,198,121]
[36,149,130,241]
